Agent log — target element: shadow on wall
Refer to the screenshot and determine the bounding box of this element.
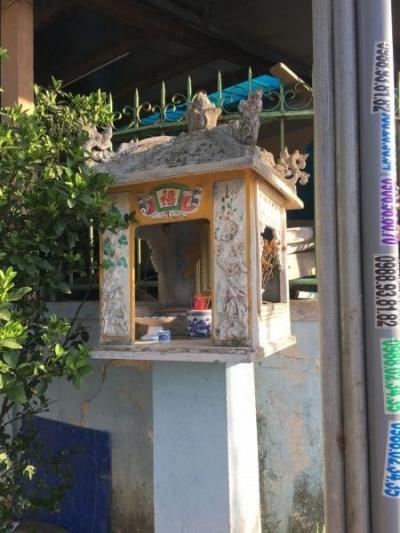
[25,417,111,533]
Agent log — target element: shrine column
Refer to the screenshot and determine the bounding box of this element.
[152,362,261,533]
[0,0,34,108]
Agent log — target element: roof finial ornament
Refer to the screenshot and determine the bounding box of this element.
[82,123,113,162]
[273,147,310,188]
[186,91,222,133]
[231,88,263,145]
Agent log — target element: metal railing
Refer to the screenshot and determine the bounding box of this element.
[68,67,314,295]
[112,67,314,150]
[71,68,400,296]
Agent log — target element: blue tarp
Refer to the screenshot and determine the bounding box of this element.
[26,417,112,533]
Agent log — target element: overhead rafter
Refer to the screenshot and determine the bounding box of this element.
[38,31,151,86]
[113,49,216,101]
[144,0,312,79]
[34,0,72,31]
[72,0,277,72]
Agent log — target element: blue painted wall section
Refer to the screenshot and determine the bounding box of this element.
[28,416,112,533]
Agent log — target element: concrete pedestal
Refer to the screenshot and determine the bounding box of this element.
[152,362,261,533]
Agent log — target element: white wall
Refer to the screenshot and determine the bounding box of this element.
[255,305,323,532]
[44,300,323,533]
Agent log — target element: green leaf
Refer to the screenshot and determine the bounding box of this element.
[34,381,48,396]
[3,351,20,368]
[38,243,50,253]
[54,343,64,357]
[0,452,12,470]
[55,220,66,235]
[57,282,71,294]
[0,339,22,350]
[0,309,10,321]
[16,362,33,375]
[23,464,36,480]
[6,381,27,404]
[7,286,31,301]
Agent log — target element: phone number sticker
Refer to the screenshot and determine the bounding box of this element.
[383,421,400,498]
[374,255,399,328]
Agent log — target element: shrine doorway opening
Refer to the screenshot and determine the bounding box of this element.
[134,218,211,340]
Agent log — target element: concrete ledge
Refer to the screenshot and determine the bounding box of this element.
[287,251,316,280]
[91,335,297,363]
[290,299,319,321]
[92,339,260,363]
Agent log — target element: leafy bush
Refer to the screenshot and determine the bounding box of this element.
[0,73,128,530]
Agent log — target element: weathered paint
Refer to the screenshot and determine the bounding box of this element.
[44,303,154,532]
[100,192,131,344]
[213,178,249,345]
[99,167,299,358]
[44,301,323,532]
[256,313,324,532]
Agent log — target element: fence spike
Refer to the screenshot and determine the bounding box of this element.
[161,81,166,107]
[161,81,166,123]
[248,66,253,95]
[187,75,192,103]
[134,88,140,127]
[217,70,223,107]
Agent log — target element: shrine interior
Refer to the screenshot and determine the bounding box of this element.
[135,219,211,340]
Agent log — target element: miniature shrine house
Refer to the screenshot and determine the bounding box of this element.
[93,93,308,363]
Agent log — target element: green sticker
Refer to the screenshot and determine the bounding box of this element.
[381,338,400,414]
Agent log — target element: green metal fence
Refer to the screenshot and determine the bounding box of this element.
[112,67,314,150]
[71,68,400,296]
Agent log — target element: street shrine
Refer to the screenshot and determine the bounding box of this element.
[92,91,308,362]
[86,90,309,533]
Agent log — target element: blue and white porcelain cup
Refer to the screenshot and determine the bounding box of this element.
[186,310,212,338]
[158,330,171,343]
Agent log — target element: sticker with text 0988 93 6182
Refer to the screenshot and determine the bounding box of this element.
[374,255,399,329]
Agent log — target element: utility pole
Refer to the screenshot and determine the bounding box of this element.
[314,0,400,531]
[358,0,400,531]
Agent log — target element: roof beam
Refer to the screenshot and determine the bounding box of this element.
[112,0,311,78]
[39,31,150,86]
[34,0,71,31]
[112,49,215,102]
[72,0,273,72]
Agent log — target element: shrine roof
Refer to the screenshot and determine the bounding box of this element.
[93,124,305,209]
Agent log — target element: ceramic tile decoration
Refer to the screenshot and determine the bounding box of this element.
[100,193,130,339]
[213,179,248,345]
